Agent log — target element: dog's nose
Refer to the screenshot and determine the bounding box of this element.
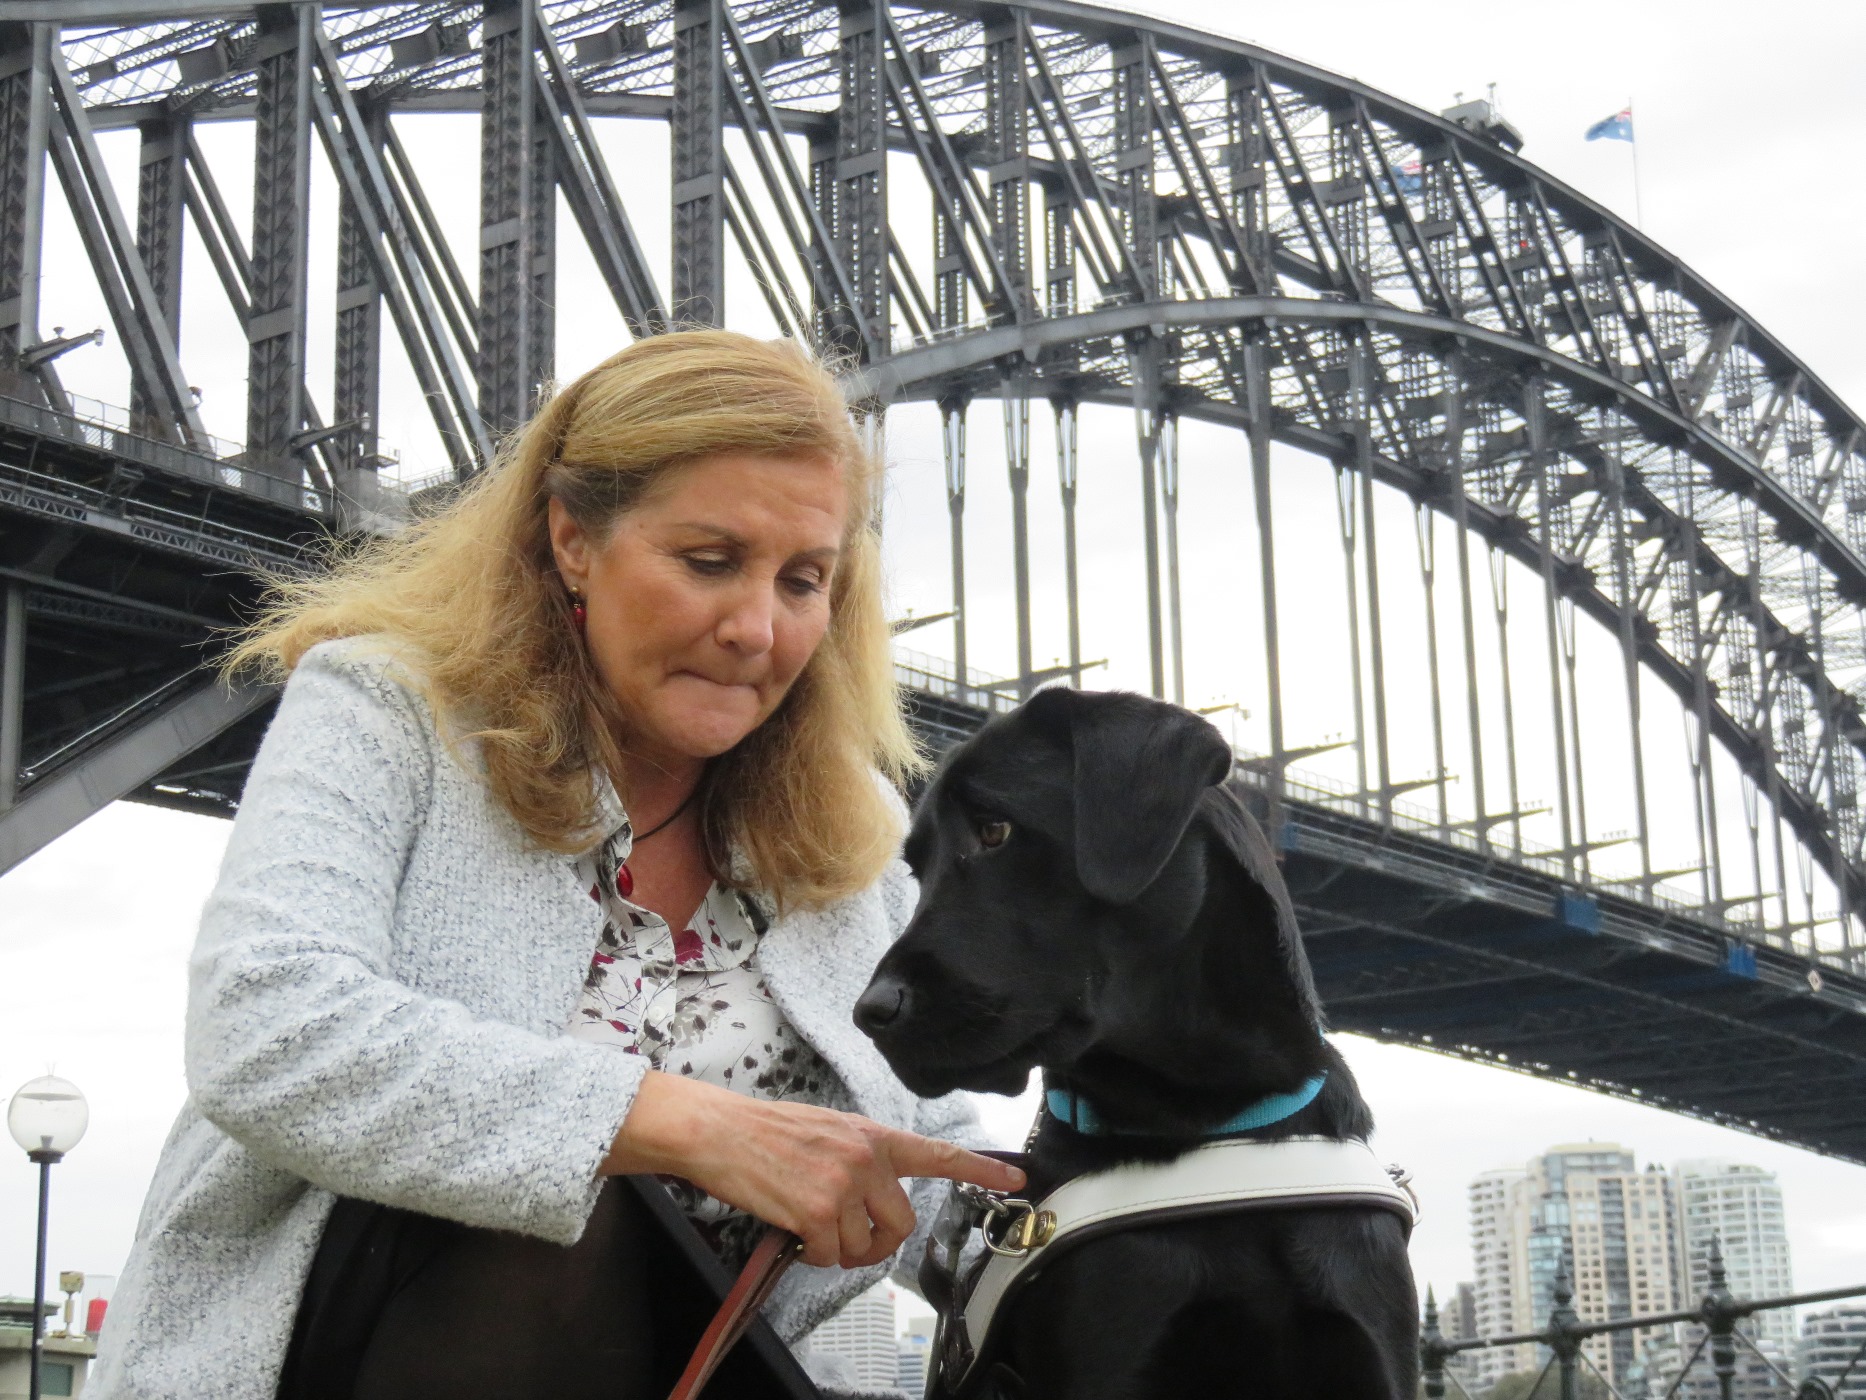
[853,976,911,1034]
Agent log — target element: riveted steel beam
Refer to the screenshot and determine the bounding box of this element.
[245,3,312,470]
[0,23,52,384]
[45,40,205,444]
[0,672,273,876]
[671,0,725,325]
[131,109,187,429]
[532,8,666,337]
[333,97,383,473]
[478,0,551,436]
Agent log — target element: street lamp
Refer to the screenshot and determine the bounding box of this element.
[8,1077,88,1400]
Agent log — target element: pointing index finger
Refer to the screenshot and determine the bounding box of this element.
[886,1130,1027,1193]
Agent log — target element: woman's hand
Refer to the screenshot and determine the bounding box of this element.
[603,1070,1025,1269]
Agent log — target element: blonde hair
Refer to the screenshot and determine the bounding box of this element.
[228,330,921,910]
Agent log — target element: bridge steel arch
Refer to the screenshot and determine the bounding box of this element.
[3,0,1866,1155]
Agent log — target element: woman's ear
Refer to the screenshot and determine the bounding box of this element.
[547,497,591,591]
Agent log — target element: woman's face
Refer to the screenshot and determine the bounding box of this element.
[548,450,851,771]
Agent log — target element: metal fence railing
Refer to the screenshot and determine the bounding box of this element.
[1424,1239,1866,1400]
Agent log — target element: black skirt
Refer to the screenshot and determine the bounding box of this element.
[275,1176,820,1400]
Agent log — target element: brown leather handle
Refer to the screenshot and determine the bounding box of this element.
[666,1227,804,1400]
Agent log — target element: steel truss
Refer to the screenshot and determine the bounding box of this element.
[3,0,1866,1147]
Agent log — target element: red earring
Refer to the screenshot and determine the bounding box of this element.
[569,588,586,633]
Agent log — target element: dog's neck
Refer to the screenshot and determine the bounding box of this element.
[1022,1043,1370,1197]
[1020,835,1369,1192]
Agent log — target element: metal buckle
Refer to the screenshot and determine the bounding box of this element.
[967,1192,1057,1258]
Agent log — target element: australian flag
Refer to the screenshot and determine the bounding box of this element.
[1586,108,1634,143]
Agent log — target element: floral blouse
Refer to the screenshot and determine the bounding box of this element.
[567,815,852,1264]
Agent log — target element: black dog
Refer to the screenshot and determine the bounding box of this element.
[855,688,1417,1400]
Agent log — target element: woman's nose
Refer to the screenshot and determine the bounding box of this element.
[715,582,776,654]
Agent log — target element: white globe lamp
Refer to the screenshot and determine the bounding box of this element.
[10,1076,87,1400]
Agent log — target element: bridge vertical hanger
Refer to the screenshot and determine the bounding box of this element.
[1678,496,1726,911]
[1052,397,1081,686]
[1130,336,1167,700]
[334,99,385,477]
[0,584,21,810]
[941,394,969,700]
[247,4,313,475]
[1353,334,1392,822]
[1414,502,1447,838]
[0,23,52,403]
[479,0,553,435]
[132,111,187,432]
[1245,334,1286,827]
[1603,415,1654,891]
[1443,354,1488,849]
[1527,377,1575,876]
[672,0,726,326]
[1160,411,1184,706]
[1333,455,1368,814]
[1489,547,1523,858]
[1003,386,1033,697]
[1559,592,1591,881]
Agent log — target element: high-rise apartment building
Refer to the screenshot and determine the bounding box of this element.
[1466,1145,1689,1393]
[1468,1166,1531,1389]
[1800,1306,1866,1399]
[1674,1161,1795,1359]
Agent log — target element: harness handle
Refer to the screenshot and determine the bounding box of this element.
[666,1227,803,1400]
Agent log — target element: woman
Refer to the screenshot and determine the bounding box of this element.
[89,331,1022,1400]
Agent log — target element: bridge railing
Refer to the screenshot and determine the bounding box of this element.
[1231,755,1723,930]
[0,383,407,519]
[1422,1241,1866,1400]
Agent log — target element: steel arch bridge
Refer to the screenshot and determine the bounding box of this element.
[2,0,1865,1160]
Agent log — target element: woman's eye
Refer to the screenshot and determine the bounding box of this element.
[979,820,1011,849]
[683,554,733,577]
[782,572,826,596]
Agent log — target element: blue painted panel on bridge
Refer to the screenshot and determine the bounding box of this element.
[1553,890,1602,934]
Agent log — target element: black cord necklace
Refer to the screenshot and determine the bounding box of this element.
[631,783,700,844]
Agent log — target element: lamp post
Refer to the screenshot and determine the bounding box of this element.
[8,1076,88,1400]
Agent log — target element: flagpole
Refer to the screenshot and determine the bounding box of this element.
[1628,98,1644,229]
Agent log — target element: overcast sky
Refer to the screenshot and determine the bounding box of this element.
[4,0,1864,1325]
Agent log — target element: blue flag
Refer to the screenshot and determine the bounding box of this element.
[1586,108,1634,143]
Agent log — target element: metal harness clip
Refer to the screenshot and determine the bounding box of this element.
[957,1184,1057,1258]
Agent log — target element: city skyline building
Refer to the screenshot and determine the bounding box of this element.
[808,1282,900,1392]
[1800,1307,1866,1399]
[1467,1144,1691,1392]
[1675,1160,1796,1359]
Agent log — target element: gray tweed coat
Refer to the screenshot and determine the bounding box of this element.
[87,638,981,1400]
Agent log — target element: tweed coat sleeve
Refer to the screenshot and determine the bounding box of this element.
[183,642,646,1243]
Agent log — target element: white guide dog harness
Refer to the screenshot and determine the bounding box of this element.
[922,1136,1419,1397]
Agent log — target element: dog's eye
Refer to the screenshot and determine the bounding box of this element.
[978,819,1012,849]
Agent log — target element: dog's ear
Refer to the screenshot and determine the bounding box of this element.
[1034,690,1232,905]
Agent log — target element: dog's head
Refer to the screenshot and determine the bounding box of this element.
[855,688,1324,1103]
